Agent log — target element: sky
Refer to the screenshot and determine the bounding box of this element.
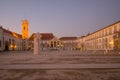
[0,0,120,38]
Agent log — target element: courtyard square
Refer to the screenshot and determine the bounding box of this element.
[0,50,120,65]
[0,51,120,80]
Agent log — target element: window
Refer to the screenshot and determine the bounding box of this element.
[24,27,25,30]
[3,37,4,45]
[105,29,107,36]
[102,30,104,36]
[109,28,112,34]
[114,25,117,32]
[119,24,120,31]
[0,40,1,47]
[107,29,109,35]
[9,39,11,44]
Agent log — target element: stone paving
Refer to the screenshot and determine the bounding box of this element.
[0,50,120,64]
[0,50,120,80]
[0,63,120,69]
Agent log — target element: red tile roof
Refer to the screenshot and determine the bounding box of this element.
[2,28,12,35]
[85,20,120,36]
[29,33,35,41]
[12,32,22,38]
[1,26,22,38]
[59,37,77,40]
[29,33,55,41]
[40,33,55,40]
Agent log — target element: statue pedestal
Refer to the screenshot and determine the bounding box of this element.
[34,33,40,55]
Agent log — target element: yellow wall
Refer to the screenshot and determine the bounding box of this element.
[22,20,29,39]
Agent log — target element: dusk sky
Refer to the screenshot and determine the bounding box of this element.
[0,0,120,37]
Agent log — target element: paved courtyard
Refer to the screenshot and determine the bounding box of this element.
[0,50,120,80]
[0,50,120,64]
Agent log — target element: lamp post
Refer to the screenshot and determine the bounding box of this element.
[109,40,114,50]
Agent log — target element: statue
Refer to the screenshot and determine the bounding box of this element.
[34,32,40,55]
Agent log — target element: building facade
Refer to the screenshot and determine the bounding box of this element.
[0,20,30,51]
[29,33,56,50]
[1,20,120,52]
[78,21,120,51]
[77,36,86,51]
[59,37,78,50]
[29,34,78,51]
[0,26,24,51]
[48,38,62,50]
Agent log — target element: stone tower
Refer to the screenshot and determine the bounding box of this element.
[22,20,29,39]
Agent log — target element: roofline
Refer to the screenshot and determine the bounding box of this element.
[86,20,120,37]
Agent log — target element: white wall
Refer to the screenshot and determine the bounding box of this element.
[0,28,3,51]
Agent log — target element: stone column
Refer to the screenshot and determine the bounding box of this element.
[34,32,40,55]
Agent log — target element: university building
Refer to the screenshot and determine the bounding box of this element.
[78,21,120,51]
[0,20,29,51]
[59,37,78,50]
[0,26,23,51]
[29,33,78,51]
[29,33,58,50]
[0,19,78,51]
[0,20,120,52]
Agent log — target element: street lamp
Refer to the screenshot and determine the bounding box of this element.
[10,44,13,48]
[109,40,114,49]
[10,44,17,50]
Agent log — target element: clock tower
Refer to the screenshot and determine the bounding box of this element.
[22,20,29,39]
